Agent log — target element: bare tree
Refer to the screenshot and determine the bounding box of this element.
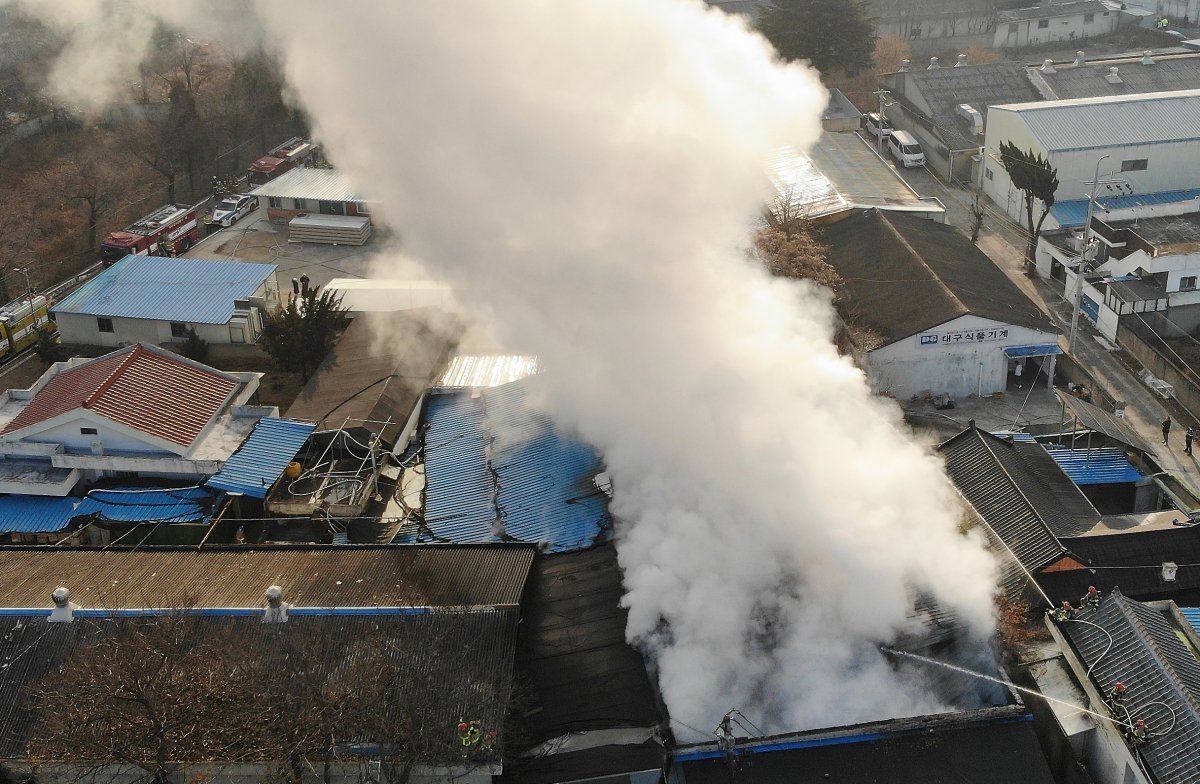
[970,193,986,243]
[754,224,843,296]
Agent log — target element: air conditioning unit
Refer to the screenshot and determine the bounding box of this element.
[956,104,984,136]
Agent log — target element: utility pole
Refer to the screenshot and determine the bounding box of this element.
[873,89,892,158]
[13,267,36,328]
[1067,155,1127,352]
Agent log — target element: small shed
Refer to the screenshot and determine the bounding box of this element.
[247,168,373,225]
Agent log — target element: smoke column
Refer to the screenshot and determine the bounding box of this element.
[27,0,998,735]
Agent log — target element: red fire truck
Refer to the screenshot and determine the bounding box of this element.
[246,137,318,186]
[99,203,204,266]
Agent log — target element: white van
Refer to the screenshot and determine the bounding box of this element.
[888,130,925,169]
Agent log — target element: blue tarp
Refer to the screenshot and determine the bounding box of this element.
[0,496,85,534]
[1050,189,1200,228]
[0,486,220,534]
[1044,447,1143,485]
[208,417,316,498]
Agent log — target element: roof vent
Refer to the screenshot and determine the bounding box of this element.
[956,104,985,135]
[1142,50,1155,65]
[955,54,968,67]
[48,586,78,623]
[1073,51,1086,66]
[899,59,911,72]
[1040,59,1057,73]
[263,585,290,623]
[1105,66,1122,84]
[1164,562,1179,582]
[928,56,940,69]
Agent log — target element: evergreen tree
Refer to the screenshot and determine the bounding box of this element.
[258,289,347,382]
[756,0,877,76]
[998,142,1059,262]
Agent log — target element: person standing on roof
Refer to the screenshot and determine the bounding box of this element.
[1187,426,1196,456]
[1163,417,1173,446]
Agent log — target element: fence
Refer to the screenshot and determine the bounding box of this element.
[1118,311,1200,422]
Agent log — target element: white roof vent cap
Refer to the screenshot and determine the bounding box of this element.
[48,586,79,623]
[1105,66,1122,84]
[955,54,968,67]
[1073,51,1086,66]
[1040,59,1057,73]
[928,56,940,69]
[899,59,911,72]
[263,585,290,623]
[1142,50,1155,65]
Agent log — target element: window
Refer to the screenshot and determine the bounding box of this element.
[80,427,97,435]
[1038,19,1049,28]
[293,198,308,210]
[1084,12,1094,22]
[1182,276,1198,291]
[985,168,994,180]
[97,317,114,333]
[355,201,371,215]
[170,322,189,339]
[268,196,282,208]
[1121,158,1148,171]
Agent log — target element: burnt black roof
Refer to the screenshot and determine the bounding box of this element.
[823,211,1055,346]
[676,707,1056,784]
[506,546,664,782]
[939,428,1084,571]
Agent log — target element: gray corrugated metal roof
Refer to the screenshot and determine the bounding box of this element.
[207,417,316,498]
[939,428,1070,572]
[0,545,535,609]
[991,89,1200,151]
[247,167,366,202]
[1057,391,1152,453]
[1065,590,1200,784]
[1000,0,1106,21]
[52,256,277,324]
[1035,56,1200,100]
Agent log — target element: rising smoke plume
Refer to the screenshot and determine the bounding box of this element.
[25,0,998,736]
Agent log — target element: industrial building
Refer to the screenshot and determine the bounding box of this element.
[51,256,280,347]
[994,1,1119,49]
[983,89,1200,228]
[824,210,1060,400]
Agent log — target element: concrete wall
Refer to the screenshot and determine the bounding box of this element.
[25,417,171,455]
[995,7,1120,48]
[867,314,1058,398]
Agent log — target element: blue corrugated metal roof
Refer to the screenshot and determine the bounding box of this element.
[207,418,316,498]
[52,256,277,324]
[0,496,84,534]
[1182,607,1200,637]
[1044,447,1144,485]
[0,486,219,533]
[397,380,610,553]
[1004,344,1062,358]
[1050,189,1200,228]
[75,486,221,524]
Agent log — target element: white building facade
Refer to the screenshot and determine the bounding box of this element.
[995,1,1119,48]
[983,89,1200,228]
[869,314,1061,399]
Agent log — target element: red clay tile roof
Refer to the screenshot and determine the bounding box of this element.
[1,345,239,448]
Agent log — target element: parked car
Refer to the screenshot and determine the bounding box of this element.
[888,130,926,169]
[211,195,258,227]
[864,112,893,140]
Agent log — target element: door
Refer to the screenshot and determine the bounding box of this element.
[318,200,345,216]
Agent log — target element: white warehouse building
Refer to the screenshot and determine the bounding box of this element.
[982,89,1200,228]
[825,211,1061,400]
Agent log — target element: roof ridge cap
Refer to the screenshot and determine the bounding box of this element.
[971,427,1068,566]
[877,213,970,317]
[82,345,142,410]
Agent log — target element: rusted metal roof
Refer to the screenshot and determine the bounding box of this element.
[0,544,535,610]
[0,345,240,448]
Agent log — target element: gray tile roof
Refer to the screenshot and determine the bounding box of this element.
[1033,56,1200,100]
[822,210,1056,345]
[938,428,1071,573]
[892,62,1043,150]
[1064,590,1200,784]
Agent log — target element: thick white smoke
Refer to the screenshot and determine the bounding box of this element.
[27,0,997,736]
